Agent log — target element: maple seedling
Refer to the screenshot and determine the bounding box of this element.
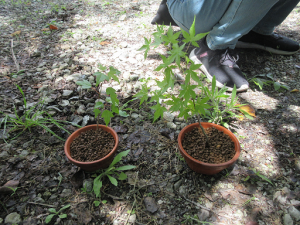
[136,17,252,144]
[76,64,124,127]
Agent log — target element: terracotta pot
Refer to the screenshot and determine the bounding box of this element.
[178,122,240,175]
[64,124,119,172]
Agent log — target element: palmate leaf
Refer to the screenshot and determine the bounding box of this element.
[76,80,92,89]
[178,84,197,104]
[151,24,165,47]
[166,96,183,112]
[182,16,209,47]
[95,101,104,109]
[94,72,108,86]
[162,26,180,45]
[107,66,120,83]
[167,43,186,66]
[106,87,119,105]
[98,64,107,71]
[134,84,150,105]
[150,103,167,122]
[138,37,151,59]
[101,110,114,126]
[94,108,101,119]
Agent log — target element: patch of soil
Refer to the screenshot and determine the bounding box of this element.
[70,128,115,162]
[182,127,235,164]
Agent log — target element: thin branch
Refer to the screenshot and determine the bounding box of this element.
[11,39,20,72]
[28,202,56,208]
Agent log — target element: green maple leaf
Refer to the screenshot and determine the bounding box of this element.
[107,66,120,83]
[76,80,91,89]
[151,25,165,48]
[106,87,119,105]
[134,84,149,105]
[94,72,108,86]
[150,103,167,122]
[102,110,114,126]
[155,54,177,71]
[162,26,180,46]
[182,17,208,47]
[168,43,186,66]
[94,108,101,118]
[138,37,151,59]
[165,96,183,112]
[179,84,197,104]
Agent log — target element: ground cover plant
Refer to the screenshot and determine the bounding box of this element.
[0,85,75,141]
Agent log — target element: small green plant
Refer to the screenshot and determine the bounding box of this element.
[136,18,252,144]
[92,150,136,198]
[127,209,136,215]
[249,73,289,91]
[76,64,126,126]
[93,200,107,206]
[175,152,185,161]
[0,85,75,142]
[244,168,274,186]
[45,204,70,224]
[8,187,18,197]
[242,195,256,206]
[80,183,91,194]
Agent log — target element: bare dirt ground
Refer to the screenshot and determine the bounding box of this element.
[1,1,300,224]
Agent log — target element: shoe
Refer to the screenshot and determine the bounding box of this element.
[236,31,300,55]
[189,38,249,92]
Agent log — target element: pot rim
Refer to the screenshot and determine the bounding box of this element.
[64,124,119,165]
[178,122,240,167]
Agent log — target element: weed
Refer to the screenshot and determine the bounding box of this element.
[242,195,256,206]
[45,204,70,224]
[93,200,107,206]
[249,73,289,91]
[175,152,185,161]
[92,150,136,198]
[0,85,77,142]
[244,168,274,186]
[76,64,123,126]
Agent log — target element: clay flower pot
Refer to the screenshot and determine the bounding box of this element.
[64,124,119,172]
[178,122,240,175]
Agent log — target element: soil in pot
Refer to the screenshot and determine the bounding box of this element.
[182,126,235,164]
[70,128,115,162]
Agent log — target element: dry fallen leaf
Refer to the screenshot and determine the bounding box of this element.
[0,180,19,194]
[49,25,58,30]
[239,104,256,117]
[291,89,299,93]
[11,31,21,36]
[100,41,110,45]
[41,28,50,31]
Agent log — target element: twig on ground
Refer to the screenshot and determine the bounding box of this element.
[11,39,20,72]
[28,202,56,208]
[176,193,212,212]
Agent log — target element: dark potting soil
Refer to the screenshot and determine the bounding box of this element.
[70,128,115,162]
[182,127,236,164]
